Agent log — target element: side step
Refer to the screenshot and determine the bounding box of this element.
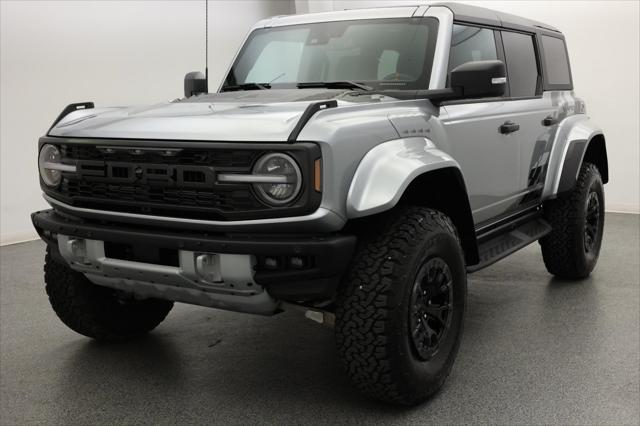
[467,217,552,273]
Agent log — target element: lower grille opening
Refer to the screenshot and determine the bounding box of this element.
[104,242,179,267]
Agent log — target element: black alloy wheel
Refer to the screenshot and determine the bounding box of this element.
[409,257,453,361]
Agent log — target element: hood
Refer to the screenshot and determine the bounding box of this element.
[48,89,375,142]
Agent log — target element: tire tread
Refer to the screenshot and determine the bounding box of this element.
[44,249,173,340]
[540,162,603,278]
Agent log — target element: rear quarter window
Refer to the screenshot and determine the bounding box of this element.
[541,35,572,87]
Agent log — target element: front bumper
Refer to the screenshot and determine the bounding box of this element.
[43,194,346,233]
[32,209,356,311]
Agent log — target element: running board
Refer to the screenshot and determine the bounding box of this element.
[467,218,552,273]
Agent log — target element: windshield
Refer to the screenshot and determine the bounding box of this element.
[222,18,438,92]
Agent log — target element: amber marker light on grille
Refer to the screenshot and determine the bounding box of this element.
[314,159,322,192]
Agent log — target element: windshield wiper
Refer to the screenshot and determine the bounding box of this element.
[345,87,462,103]
[221,82,271,92]
[297,81,373,91]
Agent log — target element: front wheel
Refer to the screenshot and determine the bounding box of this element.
[44,248,174,341]
[335,207,467,405]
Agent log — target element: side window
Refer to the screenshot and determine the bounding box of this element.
[449,24,497,71]
[502,31,540,97]
[541,35,572,86]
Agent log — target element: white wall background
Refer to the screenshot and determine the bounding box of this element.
[0,0,293,245]
[1,0,637,245]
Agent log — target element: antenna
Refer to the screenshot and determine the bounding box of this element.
[183,1,209,97]
[205,0,209,84]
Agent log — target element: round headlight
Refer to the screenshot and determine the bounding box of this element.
[252,153,302,205]
[38,144,63,187]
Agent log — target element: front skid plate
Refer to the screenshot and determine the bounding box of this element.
[85,273,278,315]
[58,235,279,315]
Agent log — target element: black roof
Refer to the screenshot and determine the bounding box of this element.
[432,2,561,33]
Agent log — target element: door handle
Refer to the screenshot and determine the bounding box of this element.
[542,115,558,126]
[499,121,520,134]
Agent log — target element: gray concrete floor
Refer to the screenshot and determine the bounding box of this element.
[1,213,638,425]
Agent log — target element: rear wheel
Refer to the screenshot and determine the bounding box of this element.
[335,207,466,405]
[45,248,174,340]
[540,162,605,279]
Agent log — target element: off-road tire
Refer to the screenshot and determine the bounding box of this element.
[44,248,174,340]
[540,162,605,279]
[335,207,467,405]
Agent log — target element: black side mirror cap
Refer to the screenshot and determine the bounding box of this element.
[450,60,506,99]
[184,71,208,98]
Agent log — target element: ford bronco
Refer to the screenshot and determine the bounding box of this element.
[32,3,608,405]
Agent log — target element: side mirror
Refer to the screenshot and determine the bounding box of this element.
[184,71,208,98]
[450,60,506,99]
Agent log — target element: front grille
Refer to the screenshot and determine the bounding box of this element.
[61,144,257,168]
[43,140,321,221]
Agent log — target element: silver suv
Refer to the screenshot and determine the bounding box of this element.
[32,3,608,405]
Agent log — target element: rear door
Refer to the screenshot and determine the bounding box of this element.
[499,30,556,207]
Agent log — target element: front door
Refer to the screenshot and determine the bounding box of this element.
[440,24,522,224]
[442,102,522,224]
